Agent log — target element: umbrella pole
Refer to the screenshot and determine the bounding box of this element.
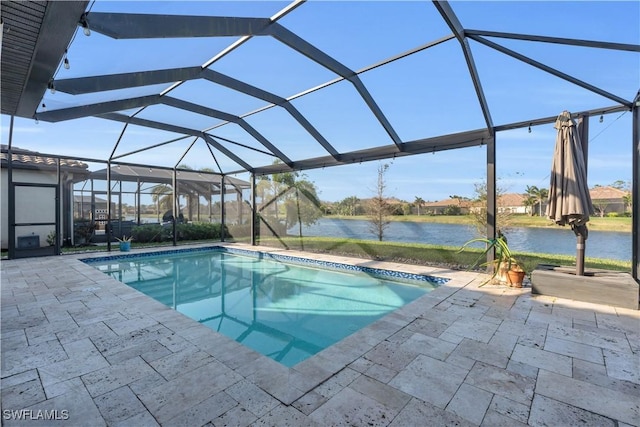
[576,234,585,276]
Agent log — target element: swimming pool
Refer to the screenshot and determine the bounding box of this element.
[83,247,446,367]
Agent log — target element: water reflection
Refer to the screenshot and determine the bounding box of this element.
[295,218,631,261]
[96,251,429,366]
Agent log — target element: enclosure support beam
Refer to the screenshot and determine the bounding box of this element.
[118,181,123,238]
[468,35,632,107]
[106,161,112,252]
[136,180,141,225]
[267,23,403,150]
[632,91,640,282]
[221,176,226,242]
[91,180,95,244]
[434,1,494,133]
[251,173,257,246]
[464,29,640,52]
[486,135,497,267]
[7,116,15,259]
[55,160,61,256]
[172,169,178,247]
[577,115,589,276]
[196,191,200,222]
[201,69,340,159]
[62,173,73,247]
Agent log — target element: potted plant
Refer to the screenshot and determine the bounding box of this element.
[459,231,526,287]
[115,235,133,252]
[46,230,57,246]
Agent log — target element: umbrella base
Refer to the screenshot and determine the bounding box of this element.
[531,264,639,310]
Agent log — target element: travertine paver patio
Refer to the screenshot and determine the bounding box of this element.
[1,243,639,426]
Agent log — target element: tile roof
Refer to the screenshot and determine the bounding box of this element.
[589,186,629,200]
[424,198,472,207]
[498,193,526,207]
[1,145,89,171]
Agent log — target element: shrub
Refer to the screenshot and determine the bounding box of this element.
[74,219,96,244]
[176,222,226,241]
[443,205,462,216]
[46,230,57,246]
[133,222,230,243]
[131,224,170,243]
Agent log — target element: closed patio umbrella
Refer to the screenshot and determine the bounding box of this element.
[546,110,594,275]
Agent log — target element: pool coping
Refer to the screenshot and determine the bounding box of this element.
[80,244,450,286]
[67,242,479,404]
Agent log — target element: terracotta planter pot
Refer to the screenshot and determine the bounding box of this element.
[507,269,525,288]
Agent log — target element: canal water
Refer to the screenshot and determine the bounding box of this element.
[293,218,631,261]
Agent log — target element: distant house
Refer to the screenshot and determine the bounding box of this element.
[1,146,89,251]
[498,193,529,214]
[73,195,116,229]
[590,186,630,216]
[423,198,471,215]
[468,193,530,215]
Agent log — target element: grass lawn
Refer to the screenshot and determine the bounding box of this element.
[253,236,631,274]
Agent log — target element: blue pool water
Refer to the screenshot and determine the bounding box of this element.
[84,248,444,367]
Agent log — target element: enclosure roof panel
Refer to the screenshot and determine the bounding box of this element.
[89,165,249,188]
[2,1,638,174]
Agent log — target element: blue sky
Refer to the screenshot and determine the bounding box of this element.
[2,1,638,202]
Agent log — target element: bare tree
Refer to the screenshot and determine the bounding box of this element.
[470,179,512,237]
[367,163,392,241]
[592,199,609,217]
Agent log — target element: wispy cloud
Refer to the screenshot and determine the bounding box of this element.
[1,126,45,135]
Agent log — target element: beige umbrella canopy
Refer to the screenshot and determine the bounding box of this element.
[546,110,594,275]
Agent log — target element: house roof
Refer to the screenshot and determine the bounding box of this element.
[590,186,629,200]
[498,193,526,207]
[1,145,89,173]
[73,195,108,203]
[424,198,471,208]
[467,193,527,208]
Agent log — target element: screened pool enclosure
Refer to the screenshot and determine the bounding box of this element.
[1,1,638,281]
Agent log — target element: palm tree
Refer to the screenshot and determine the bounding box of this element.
[283,178,323,248]
[525,185,548,216]
[414,196,425,215]
[537,188,549,216]
[151,184,172,222]
[523,196,536,216]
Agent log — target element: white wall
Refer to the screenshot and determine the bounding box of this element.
[1,168,63,250]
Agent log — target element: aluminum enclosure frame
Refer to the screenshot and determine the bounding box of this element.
[2,1,639,281]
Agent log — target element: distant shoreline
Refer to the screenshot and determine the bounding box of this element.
[324,214,632,233]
